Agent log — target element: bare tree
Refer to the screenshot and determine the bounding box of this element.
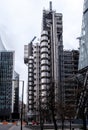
[47,81,58,130]
[65,104,75,130]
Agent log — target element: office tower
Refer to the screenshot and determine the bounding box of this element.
[76,0,88,119]
[24,2,63,121]
[63,50,79,110]
[0,37,19,120]
[40,3,80,120]
[12,71,19,119]
[41,1,63,106]
[78,0,88,70]
[0,51,14,119]
[24,2,81,121]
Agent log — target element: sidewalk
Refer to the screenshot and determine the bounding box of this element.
[9,125,32,130]
[26,125,80,130]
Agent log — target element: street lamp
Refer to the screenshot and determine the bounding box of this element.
[13,79,24,130]
[20,80,24,130]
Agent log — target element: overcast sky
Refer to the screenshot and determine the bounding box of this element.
[0,0,84,103]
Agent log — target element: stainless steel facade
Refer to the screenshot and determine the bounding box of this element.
[24,2,63,119]
[28,56,34,111]
[24,2,80,121]
[24,42,40,119]
[42,3,63,104]
[40,31,50,104]
[33,43,40,117]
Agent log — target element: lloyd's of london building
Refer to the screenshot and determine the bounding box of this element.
[24,2,79,121]
[24,2,63,120]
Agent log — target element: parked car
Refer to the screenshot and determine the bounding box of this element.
[32,120,39,125]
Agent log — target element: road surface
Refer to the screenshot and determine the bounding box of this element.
[0,124,31,130]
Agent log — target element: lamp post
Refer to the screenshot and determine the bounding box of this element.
[20,80,24,130]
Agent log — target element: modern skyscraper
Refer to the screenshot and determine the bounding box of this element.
[12,71,19,119]
[24,2,63,121]
[63,50,79,109]
[41,1,63,105]
[0,51,14,119]
[0,37,19,120]
[76,0,88,119]
[24,1,81,121]
[78,0,88,70]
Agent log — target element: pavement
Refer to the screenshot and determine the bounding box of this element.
[26,123,81,130]
[44,129,79,130]
[0,121,28,130]
[0,122,81,130]
[10,126,31,130]
[0,124,31,130]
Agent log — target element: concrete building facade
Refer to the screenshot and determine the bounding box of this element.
[63,50,79,109]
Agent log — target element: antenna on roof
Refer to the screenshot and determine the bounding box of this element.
[50,1,52,11]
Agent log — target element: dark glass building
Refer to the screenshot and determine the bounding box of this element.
[0,36,20,120]
[0,51,15,119]
[12,71,19,120]
[76,0,88,119]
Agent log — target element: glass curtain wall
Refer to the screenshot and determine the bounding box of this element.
[79,0,88,70]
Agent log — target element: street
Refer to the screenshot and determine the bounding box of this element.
[0,124,31,130]
[0,124,12,130]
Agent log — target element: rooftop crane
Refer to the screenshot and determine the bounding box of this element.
[30,36,36,44]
